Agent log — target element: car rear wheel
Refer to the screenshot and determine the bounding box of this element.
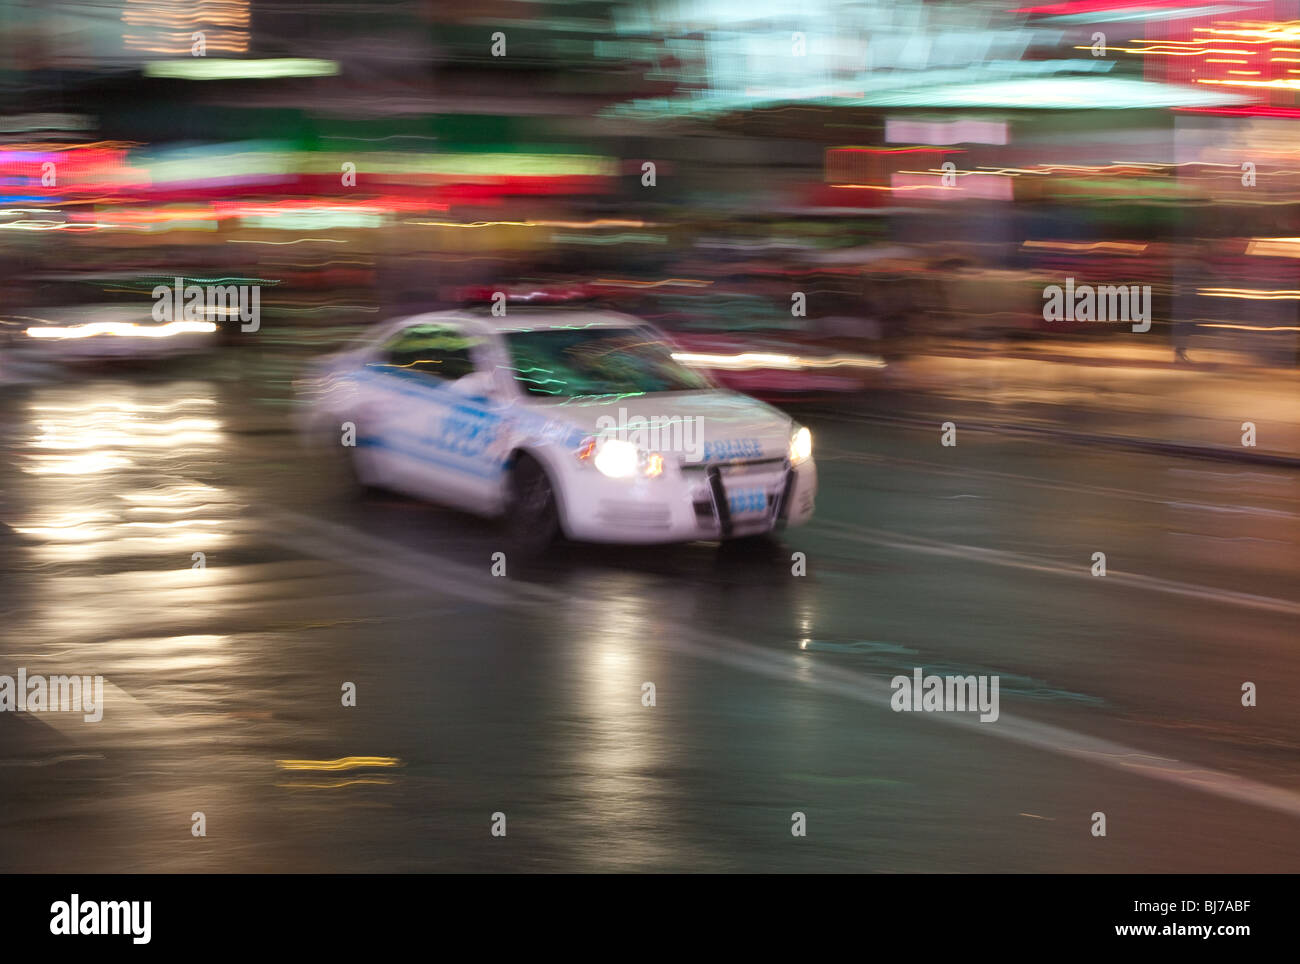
[505,453,560,555]
[337,441,379,499]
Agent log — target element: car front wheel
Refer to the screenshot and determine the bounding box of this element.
[505,453,560,555]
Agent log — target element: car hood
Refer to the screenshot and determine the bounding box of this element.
[527,390,794,463]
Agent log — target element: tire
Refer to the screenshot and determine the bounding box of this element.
[716,531,783,559]
[505,453,560,556]
[337,441,380,499]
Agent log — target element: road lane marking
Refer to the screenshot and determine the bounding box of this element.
[261,508,555,608]
[264,507,1300,821]
[814,520,1300,617]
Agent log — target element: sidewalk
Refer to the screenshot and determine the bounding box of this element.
[873,339,1300,465]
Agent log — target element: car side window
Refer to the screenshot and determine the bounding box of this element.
[374,323,479,381]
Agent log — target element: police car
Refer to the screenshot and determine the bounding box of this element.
[297,308,816,552]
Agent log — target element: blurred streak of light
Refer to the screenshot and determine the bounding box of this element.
[1023,241,1149,253]
[13,380,237,572]
[219,200,416,216]
[32,399,216,412]
[424,254,524,263]
[1014,1,1240,14]
[1200,322,1300,330]
[896,166,1002,176]
[23,454,133,475]
[239,213,386,230]
[321,135,441,143]
[0,141,139,152]
[20,390,228,495]
[484,291,583,304]
[14,520,227,540]
[1203,22,1300,40]
[122,2,247,28]
[25,322,217,340]
[117,483,226,503]
[401,218,649,228]
[134,146,605,182]
[125,504,234,515]
[98,635,228,653]
[549,233,665,244]
[124,520,229,530]
[1180,103,1300,116]
[123,0,250,55]
[18,533,232,562]
[829,146,967,155]
[276,757,401,771]
[94,644,236,674]
[1078,45,1252,55]
[33,422,222,449]
[264,305,380,313]
[1199,77,1300,88]
[276,778,395,790]
[59,223,198,234]
[0,222,87,231]
[227,238,347,245]
[672,352,886,371]
[891,172,1014,199]
[592,278,711,288]
[68,202,415,228]
[977,162,1174,174]
[124,38,249,55]
[887,118,1005,145]
[12,510,114,531]
[271,260,375,268]
[68,207,218,225]
[1246,237,1300,256]
[1199,287,1300,299]
[830,182,952,191]
[144,61,345,81]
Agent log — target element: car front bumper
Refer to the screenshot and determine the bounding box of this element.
[558,458,817,544]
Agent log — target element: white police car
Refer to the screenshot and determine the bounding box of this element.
[297,308,816,551]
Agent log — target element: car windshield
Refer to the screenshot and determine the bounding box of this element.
[505,326,709,397]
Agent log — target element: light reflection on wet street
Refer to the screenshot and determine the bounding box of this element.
[1,362,1298,872]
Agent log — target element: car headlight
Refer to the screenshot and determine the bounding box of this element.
[789,425,812,465]
[593,438,640,478]
[577,436,665,479]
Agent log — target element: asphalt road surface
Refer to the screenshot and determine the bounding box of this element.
[1,355,1297,872]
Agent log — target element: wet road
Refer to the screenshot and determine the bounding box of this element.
[1,355,1298,872]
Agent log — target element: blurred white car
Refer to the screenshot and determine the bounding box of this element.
[297,308,816,550]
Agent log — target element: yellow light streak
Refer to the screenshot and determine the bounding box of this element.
[275,756,401,771]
